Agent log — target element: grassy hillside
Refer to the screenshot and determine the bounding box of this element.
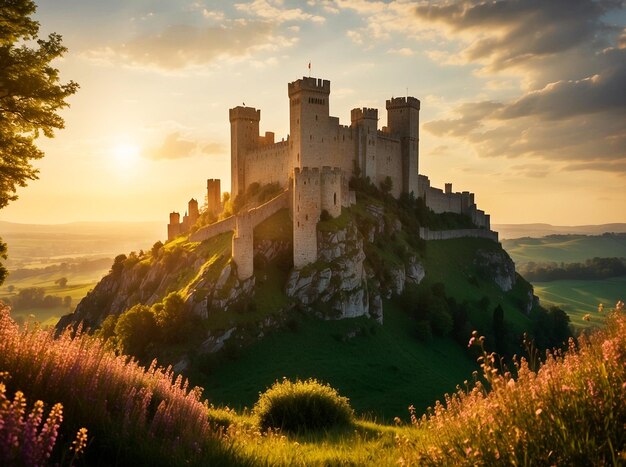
[502,233,626,265]
[196,301,476,421]
[533,276,626,329]
[2,301,623,466]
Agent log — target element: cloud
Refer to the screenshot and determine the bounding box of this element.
[417,0,626,174]
[144,132,196,160]
[235,0,326,23]
[414,0,622,72]
[85,22,296,70]
[387,47,414,56]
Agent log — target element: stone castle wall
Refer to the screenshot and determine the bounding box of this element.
[419,227,498,242]
[189,216,236,243]
[244,141,291,190]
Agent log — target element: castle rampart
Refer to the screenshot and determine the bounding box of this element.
[419,227,498,242]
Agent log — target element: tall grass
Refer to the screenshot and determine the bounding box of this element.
[398,306,626,465]
[0,302,246,466]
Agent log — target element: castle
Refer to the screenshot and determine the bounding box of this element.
[167,76,492,279]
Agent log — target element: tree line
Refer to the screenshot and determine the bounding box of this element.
[519,257,626,282]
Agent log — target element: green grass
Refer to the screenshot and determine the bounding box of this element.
[502,234,626,265]
[198,301,476,422]
[533,276,626,329]
[421,238,532,333]
[0,268,106,326]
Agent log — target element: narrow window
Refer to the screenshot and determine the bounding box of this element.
[306,214,308,221]
[334,193,337,205]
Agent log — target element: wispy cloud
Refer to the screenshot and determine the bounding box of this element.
[235,0,326,23]
[84,22,296,71]
[143,132,224,160]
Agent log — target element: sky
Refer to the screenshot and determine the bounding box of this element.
[2,0,625,225]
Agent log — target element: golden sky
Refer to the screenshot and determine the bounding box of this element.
[2,0,625,225]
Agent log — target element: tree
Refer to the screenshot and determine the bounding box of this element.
[0,0,78,285]
[0,241,6,285]
[55,277,68,288]
[114,305,158,358]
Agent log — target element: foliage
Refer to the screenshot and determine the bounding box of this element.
[253,378,354,433]
[0,0,79,209]
[55,276,68,287]
[103,293,201,359]
[0,372,88,465]
[0,239,7,286]
[151,240,164,258]
[9,286,63,310]
[0,302,245,466]
[114,304,158,358]
[398,307,626,466]
[519,257,626,282]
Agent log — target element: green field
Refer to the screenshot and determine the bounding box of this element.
[502,234,626,265]
[0,267,108,327]
[533,276,626,329]
[196,301,477,422]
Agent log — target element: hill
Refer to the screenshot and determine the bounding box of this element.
[56,182,565,419]
[502,233,626,265]
[0,220,162,269]
[494,223,626,240]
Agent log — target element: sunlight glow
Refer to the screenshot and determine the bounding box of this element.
[112,142,141,169]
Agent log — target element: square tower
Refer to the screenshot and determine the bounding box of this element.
[288,77,330,171]
[386,97,420,196]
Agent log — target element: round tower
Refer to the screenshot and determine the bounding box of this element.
[288,77,330,171]
[229,106,260,197]
[232,212,254,280]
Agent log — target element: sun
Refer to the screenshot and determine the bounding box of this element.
[111,142,141,168]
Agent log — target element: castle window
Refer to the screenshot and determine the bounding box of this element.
[334,193,337,205]
[306,214,308,221]
[315,115,318,121]
[310,134,312,140]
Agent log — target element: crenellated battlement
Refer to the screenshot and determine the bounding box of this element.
[229,106,261,122]
[351,107,378,121]
[288,77,330,96]
[386,96,421,110]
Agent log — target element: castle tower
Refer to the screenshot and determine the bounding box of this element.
[232,212,254,280]
[206,179,221,215]
[293,167,320,269]
[229,106,260,197]
[188,198,199,227]
[288,77,331,170]
[386,96,420,196]
[320,166,342,218]
[351,108,378,180]
[167,212,181,241]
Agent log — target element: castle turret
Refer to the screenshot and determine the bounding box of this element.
[293,167,320,268]
[351,107,378,179]
[230,106,261,197]
[320,166,342,218]
[188,198,199,227]
[288,77,331,170]
[167,212,181,241]
[206,179,221,215]
[386,96,420,196]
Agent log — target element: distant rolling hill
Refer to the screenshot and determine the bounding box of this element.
[493,223,626,240]
[501,233,626,265]
[0,220,163,268]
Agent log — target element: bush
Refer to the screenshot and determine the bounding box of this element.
[253,378,354,433]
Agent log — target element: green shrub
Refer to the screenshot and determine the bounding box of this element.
[253,378,354,433]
